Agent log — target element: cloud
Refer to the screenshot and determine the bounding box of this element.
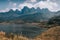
[34,1,58,11]
[30,0,37,2]
[25,0,37,3]
[13,3,17,7]
[9,2,17,7]
[18,3,33,10]
[0,2,17,12]
[18,0,58,12]
[8,2,17,10]
[0,8,9,12]
[0,0,59,12]
[11,8,17,11]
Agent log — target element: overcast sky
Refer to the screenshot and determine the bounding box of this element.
[0,0,60,12]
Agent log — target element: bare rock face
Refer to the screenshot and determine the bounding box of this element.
[34,26,60,40]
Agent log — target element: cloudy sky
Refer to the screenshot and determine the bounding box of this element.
[0,0,60,12]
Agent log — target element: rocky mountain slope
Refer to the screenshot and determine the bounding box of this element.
[0,6,55,23]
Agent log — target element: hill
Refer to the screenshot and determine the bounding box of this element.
[34,26,60,40]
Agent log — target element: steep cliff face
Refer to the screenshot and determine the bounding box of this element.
[34,26,60,40]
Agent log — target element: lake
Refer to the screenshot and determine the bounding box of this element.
[0,23,47,38]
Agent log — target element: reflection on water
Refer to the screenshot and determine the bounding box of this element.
[0,23,47,38]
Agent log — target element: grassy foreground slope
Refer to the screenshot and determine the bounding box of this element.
[34,26,60,40]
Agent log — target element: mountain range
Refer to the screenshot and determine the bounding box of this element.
[0,6,60,23]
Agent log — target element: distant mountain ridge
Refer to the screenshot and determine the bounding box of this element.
[0,6,60,22]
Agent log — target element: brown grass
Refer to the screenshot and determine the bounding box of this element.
[34,26,60,40]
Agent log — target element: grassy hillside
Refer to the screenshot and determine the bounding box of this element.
[34,26,60,40]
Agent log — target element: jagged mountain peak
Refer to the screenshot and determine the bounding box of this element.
[0,6,58,22]
[42,8,50,12]
[22,6,30,10]
[8,9,14,12]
